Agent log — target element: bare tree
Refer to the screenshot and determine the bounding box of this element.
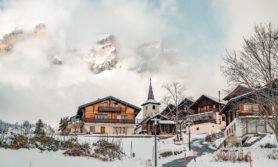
[221,23,278,141]
[162,82,189,141]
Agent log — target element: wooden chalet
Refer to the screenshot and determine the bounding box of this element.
[160,98,194,120]
[183,95,227,134]
[72,96,141,135]
[189,94,227,124]
[140,114,176,135]
[221,86,273,137]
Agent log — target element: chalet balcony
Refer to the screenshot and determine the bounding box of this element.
[98,106,121,112]
[86,118,135,124]
[186,112,216,124]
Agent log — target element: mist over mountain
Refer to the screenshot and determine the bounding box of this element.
[2,0,275,125]
[0,0,186,125]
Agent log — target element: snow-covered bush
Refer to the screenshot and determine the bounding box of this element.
[260,143,277,148]
[267,150,278,160]
[63,143,90,157]
[60,137,78,149]
[9,134,29,149]
[214,149,246,162]
[30,136,59,151]
[159,150,182,158]
[160,151,173,157]
[91,139,124,161]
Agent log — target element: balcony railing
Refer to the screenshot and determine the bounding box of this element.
[186,112,216,124]
[85,118,135,124]
[98,106,121,112]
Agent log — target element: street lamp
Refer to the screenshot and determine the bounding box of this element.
[185,118,193,151]
[178,120,183,141]
[153,118,158,167]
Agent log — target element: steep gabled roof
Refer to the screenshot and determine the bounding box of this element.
[189,94,227,109]
[140,113,171,124]
[141,79,160,106]
[179,98,194,107]
[223,85,251,101]
[160,98,194,116]
[160,104,175,116]
[77,96,141,117]
[220,91,254,114]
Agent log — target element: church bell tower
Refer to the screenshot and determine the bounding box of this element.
[141,79,160,119]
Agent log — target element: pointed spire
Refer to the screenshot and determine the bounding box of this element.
[148,78,155,100]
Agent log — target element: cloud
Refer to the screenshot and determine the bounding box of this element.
[0,0,183,124]
[0,0,278,125]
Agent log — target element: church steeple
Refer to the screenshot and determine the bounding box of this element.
[141,78,160,119]
[147,78,155,100]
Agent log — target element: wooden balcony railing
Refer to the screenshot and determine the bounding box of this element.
[98,106,121,112]
[186,112,216,124]
[85,119,135,124]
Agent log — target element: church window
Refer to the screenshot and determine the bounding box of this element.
[153,105,156,110]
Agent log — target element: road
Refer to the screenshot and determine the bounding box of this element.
[162,138,215,167]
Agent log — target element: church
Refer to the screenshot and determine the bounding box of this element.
[139,79,176,135]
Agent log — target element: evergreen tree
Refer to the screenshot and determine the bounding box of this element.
[34,119,45,136]
[58,117,69,134]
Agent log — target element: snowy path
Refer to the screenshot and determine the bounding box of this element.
[162,138,215,167]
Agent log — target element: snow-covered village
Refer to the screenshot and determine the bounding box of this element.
[1,0,278,167]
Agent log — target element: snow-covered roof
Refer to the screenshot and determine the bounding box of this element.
[141,99,160,106]
[158,120,175,125]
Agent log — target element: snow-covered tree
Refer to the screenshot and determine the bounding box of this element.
[162,82,189,141]
[221,23,278,142]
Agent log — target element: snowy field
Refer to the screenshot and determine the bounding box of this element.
[0,134,278,167]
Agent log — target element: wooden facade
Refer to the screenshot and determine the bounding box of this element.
[190,95,226,114]
[221,93,268,125]
[160,98,194,120]
[189,95,226,124]
[74,96,141,134]
[221,85,275,137]
[141,114,176,135]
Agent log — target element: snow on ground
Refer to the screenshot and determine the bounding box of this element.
[74,135,154,161]
[0,148,145,167]
[245,136,260,145]
[1,133,277,167]
[213,137,225,148]
[252,134,278,148]
[189,147,278,167]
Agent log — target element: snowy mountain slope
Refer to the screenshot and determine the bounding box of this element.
[85,34,118,73]
[0,23,46,55]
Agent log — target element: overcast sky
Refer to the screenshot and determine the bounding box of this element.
[0,0,278,125]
